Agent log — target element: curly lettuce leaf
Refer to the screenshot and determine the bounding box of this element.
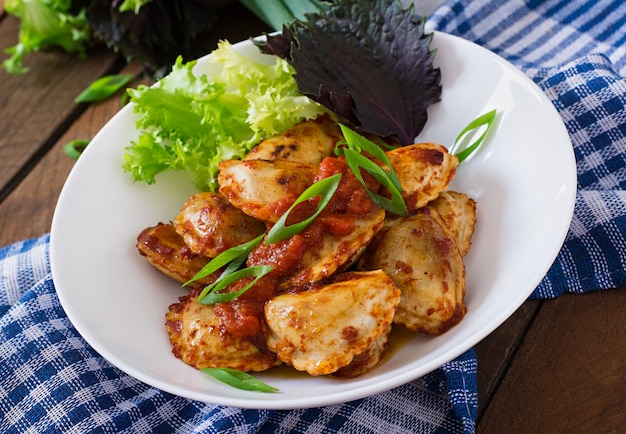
[3,0,91,74]
[259,0,442,146]
[123,40,327,191]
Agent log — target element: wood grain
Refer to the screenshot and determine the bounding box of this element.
[474,299,542,420]
[0,15,122,199]
[1,4,624,433]
[478,288,626,433]
[0,61,142,247]
[0,2,269,248]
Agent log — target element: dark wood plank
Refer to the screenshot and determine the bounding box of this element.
[2,6,624,434]
[474,299,542,421]
[0,62,143,247]
[477,288,626,433]
[0,4,268,200]
[0,15,122,198]
[0,3,269,247]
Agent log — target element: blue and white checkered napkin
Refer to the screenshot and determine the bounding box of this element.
[428,0,626,298]
[1,0,625,432]
[0,235,475,433]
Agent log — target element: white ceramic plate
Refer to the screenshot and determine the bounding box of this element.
[50,32,576,409]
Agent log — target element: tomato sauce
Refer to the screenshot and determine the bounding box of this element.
[216,156,381,339]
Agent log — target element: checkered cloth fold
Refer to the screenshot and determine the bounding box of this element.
[428,0,626,298]
[1,236,475,433]
[1,0,625,433]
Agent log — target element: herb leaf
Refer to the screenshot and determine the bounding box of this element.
[75,74,134,103]
[258,0,441,145]
[201,368,278,392]
[450,109,498,163]
[265,173,342,244]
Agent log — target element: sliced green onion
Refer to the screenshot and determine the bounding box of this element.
[264,173,342,244]
[449,109,498,163]
[184,234,264,287]
[64,139,89,160]
[197,265,274,305]
[194,252,248,299]
[190,170,342,304]
[337,125,402,189]
[201,367,278,392]
[75,73,134,103]
[343,148,408,216]
[336,124,408,216]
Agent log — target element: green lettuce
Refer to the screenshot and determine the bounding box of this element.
[123,40,326,191]
[3,0,91,74]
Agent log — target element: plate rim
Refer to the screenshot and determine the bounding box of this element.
[50,30,577,409]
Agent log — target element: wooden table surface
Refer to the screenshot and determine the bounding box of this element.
[1,3,624,433]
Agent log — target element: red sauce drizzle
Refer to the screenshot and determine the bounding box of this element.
[216,157,380,338]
